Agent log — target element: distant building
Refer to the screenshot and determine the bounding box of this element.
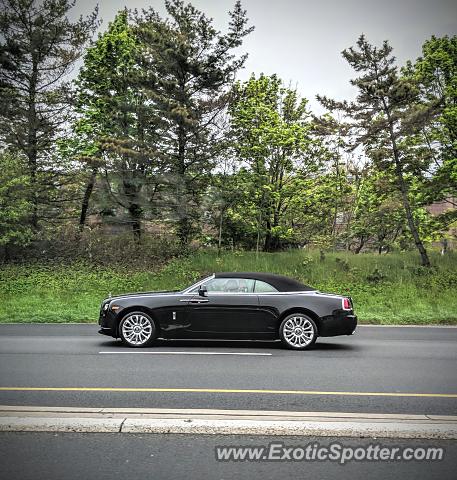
[426,197,457,251]
[426,197,457,216]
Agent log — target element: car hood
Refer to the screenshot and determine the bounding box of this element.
[103,290,180,303]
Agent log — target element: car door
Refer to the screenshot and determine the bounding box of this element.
[185,278,266,336]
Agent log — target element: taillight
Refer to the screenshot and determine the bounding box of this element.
[342,298,352,310]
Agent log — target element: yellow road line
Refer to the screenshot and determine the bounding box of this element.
[0,387,456,398]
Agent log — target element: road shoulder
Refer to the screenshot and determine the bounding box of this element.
[1,406,456,439]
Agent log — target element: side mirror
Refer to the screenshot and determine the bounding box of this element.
[198,285,208,297]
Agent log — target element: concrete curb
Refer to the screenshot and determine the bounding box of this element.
[0,417,123,433]
[1,407,456,439]
[120,418,457,439]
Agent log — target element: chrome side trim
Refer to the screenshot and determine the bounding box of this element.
[182,291,318,296]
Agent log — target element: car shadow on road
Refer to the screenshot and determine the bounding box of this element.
[98,338,357,351]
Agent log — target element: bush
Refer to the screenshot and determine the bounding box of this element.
[366,267,386,283]
[2,225,182,268]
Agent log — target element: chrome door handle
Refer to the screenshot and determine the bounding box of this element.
[189,299,209,304]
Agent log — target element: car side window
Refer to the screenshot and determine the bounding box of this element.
[206,278,231,292]
[193,278,255,293]
[254,280,278,293]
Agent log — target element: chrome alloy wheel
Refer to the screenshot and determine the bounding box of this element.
[121,314,153,346]
[282,315,315,348]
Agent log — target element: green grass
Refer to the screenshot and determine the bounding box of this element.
[1,249,456,324]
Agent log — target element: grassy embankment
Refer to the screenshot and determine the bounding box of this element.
[1,249,456,324]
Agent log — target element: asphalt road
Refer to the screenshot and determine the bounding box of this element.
[1,432,456,480]
[0,324,456,415]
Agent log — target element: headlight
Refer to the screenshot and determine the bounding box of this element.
[103,303,110,311]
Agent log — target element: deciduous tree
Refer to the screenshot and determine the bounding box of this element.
[230,74,320,250]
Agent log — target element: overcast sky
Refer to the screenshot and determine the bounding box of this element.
[75,0,456,113]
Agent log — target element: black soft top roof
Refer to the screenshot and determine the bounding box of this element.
[214,272,314,292]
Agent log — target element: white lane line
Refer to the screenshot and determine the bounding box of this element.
[98,351,272,356]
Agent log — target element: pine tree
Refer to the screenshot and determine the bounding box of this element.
[135,0,253,245]
[318,35,433,267]
[0,0,98,230]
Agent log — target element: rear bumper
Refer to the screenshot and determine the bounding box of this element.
[318,312,357,337]
[98,327,115,337]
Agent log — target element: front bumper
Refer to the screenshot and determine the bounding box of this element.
[98,307,118,338]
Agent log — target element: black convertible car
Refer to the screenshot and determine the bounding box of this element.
[99,272,357,350]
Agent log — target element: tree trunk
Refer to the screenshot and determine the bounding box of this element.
[264,233,280,251]
[128,203,142,241]
[440,238,448,256]
[256,211,262,258]
[393,154,431,267]
[263,218,272,251]
[263,205,282,252]
[354,236,365,254]
[27,58,39,231]
[79,167,98,231]
[377,233,386,254]
[218,209,223,255]
[176,118,190,246]
[384,107,431,267]
[29,159,39,230]
[123,177,142,241]
[177,216,192,247]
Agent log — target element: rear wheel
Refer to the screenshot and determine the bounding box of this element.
[119,311,156,348]
[279,313,317,350]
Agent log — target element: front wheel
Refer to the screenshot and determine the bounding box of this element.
[279,313,317,350]
[119,311,156,348]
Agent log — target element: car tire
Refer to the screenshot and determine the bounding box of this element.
[119,311,156,348]
[279,313,317,350]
